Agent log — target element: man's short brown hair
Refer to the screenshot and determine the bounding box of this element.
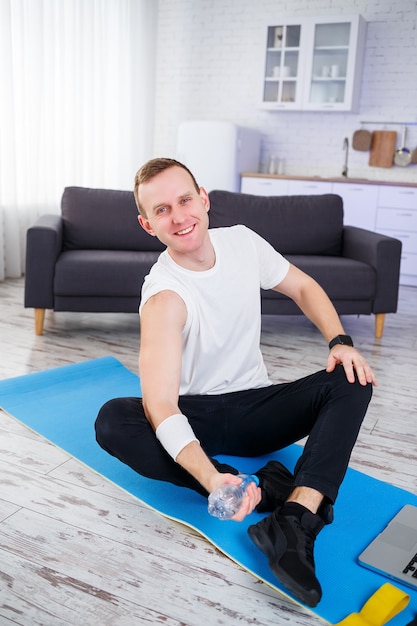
[133,158,200,216]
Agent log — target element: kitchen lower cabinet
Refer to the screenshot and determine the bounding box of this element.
[287,179,332,195]
[241,176,289,196]
[376,186,417,287]
[332,181,379,230]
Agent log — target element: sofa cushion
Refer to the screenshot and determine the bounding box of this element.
[208,190,343,255]
[54,249,160,297]
[261,255,376,301]
[62,186,165,253]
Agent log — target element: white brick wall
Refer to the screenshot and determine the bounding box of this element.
[154,0,417,184]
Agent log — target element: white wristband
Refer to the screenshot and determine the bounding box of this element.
[155,413,199,461]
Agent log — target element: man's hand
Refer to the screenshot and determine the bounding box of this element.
[208,473,262,522]
[230,480,262,521]
[326,345,377,386]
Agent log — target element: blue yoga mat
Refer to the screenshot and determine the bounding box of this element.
[1,356,416,624]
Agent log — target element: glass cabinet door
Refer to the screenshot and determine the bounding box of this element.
[262,24,301,107]
[308,21,351,105]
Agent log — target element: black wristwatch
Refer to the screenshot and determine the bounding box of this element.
[328,334,354,350]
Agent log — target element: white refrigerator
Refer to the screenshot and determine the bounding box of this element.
[176,120,261,192]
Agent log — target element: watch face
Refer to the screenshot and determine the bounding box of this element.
[339,335,353,345]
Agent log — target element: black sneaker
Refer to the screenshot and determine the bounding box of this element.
[248,502,327,607]
[255,461,294,513]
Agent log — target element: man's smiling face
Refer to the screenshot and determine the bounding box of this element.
[138,165,212,266]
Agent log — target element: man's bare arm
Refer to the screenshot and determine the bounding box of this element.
[139,291,242,494]
[273,264,376,386]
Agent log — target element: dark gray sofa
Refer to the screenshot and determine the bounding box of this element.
[24,186,402,337]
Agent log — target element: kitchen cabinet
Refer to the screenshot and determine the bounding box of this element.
[332,182,379,231]
[287,179,332,195]
[261,22,303,110]
[375,186,417,286]
[260,15,366,112]
[241,176,289,196]
[240,175,417,285]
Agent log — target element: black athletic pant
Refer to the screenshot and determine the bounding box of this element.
[95,366,372,503]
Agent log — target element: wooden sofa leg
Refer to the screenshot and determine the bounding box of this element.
[34,308,45,336]
[375,313,385,339]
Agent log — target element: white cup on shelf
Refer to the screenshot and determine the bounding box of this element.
[282,66,291,77]
[330,64,339,78]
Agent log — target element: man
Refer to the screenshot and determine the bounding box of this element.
[95,157,375,608]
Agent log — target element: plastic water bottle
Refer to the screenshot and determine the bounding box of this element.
[207,474,260,520]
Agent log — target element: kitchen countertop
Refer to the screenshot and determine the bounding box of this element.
[241,172,417,188]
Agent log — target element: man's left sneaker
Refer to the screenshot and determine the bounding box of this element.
[248,502,328,607]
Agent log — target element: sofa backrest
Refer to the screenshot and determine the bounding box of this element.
[61,186,165,252]
[208,190,344,256]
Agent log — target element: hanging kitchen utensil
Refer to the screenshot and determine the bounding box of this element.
[369,131,397,168]
[394,126,411,167]
[352,128,372,151]
[410,146,417,164]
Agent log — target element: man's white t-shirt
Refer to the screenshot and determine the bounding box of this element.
[140,225,290,396]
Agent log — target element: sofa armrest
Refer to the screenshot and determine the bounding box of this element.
[342,225,402,314]
[24,214,64,309]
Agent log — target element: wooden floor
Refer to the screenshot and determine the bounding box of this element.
[0,277,416,625]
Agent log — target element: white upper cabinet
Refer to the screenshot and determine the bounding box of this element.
[261,23,303,110]
[260,15,366,112]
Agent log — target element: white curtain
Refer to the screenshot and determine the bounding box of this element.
[0,0,156,280]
